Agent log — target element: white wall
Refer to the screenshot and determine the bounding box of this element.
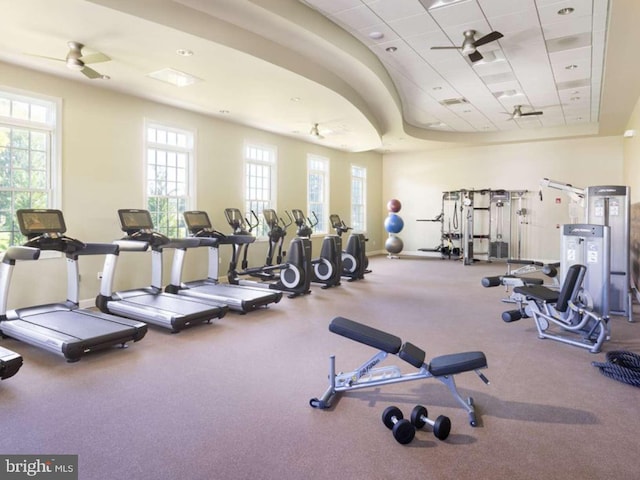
[0,62,383,309]
[382,136,624,261]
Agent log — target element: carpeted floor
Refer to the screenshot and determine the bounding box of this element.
[1,256,639,480]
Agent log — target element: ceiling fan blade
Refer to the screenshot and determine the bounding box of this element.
[521,111,543,116]
[25,53,65,62]
[468,50,483,62]
[80,52,111,64]
[473,31,504,48]
[80,66,103,79]
[430,46,462,50]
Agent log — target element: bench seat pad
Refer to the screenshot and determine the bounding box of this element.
[329,317,402,354]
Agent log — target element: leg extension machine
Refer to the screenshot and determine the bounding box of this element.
[310,317,489,426]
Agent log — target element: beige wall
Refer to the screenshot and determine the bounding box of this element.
[623,95,640,201]
[623,94,640,290]
[0,62,383,309]
[382,135,624,261]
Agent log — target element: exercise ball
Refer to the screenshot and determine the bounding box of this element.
[385,236,404,254]
[384,213,404,234]
[387,198,402,213]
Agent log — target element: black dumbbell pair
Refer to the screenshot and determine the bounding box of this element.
[381,405,451,444]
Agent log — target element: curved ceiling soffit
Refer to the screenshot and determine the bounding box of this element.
[89,0,386,150]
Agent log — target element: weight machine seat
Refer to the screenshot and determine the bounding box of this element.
[513,264,586,313]
[329,317,401,354]
[513,285,559,303]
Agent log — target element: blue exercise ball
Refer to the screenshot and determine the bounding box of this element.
[384,214,404,234]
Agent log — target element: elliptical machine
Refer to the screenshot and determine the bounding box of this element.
[286,209,342,289]
[330,214,369,281]
[224,208,312,298]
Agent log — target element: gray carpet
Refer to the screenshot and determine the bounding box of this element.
[1,256,639,480]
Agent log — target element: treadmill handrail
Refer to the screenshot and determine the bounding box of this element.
[114,240,150,252]
[158,238,200,250]
[2,246,40,264]
[74,242,120,256]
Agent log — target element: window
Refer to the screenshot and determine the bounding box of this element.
[307,154,329,234]
[351,164,367,232]
[0,88,60,250]
[145,122,194,238]
[244,142,277,237]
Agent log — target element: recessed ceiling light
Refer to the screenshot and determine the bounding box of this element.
[557,7,575,15]
[368,31,384,40]
[385,46,398,53]
[565,64,578,70]
[432,86,443,91]
[570,96,580,101]
[176,49,194,57]
[219,110,230,114]
[290,97,301,102]
[463,109,471,113]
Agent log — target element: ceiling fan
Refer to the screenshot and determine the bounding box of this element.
[310,123,325,139]
[508,105,544,120]
[431,30,503,62]
[29,41,111,79]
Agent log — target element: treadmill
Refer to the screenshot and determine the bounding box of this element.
[96,209,228,332]
[0,210,147,362]
[0,345,22,380]
[165,210,282,313]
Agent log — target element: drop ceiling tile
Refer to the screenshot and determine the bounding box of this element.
[332,5,382,30]
[301,0,362,15]
[483,9,541,35]
[367,0,429,21]
[428,0,486,28]
[477,0,532,17]
[387,13,441,37]
[549,44,591,67]
[537,0,593,25]
[542,15,594,40]
[546,32,591,53]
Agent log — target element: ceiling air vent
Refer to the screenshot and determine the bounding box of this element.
[440,98,469,107]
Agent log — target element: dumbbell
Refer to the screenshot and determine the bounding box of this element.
[410,405,451,441]
[381,406,416,444]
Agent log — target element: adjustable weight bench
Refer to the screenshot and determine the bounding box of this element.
[310,317,489,426]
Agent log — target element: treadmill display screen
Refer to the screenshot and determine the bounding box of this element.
[17,209,66,235]
[184,211,211,230]
[118,210,154,231]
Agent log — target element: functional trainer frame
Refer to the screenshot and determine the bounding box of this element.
[310,317,489,426]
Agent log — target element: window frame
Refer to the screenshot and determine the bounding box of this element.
[350,164,367,233]
[243,141,277,239]
[307,153,329,235]
[0,86,61,255]
[143,119,196,238]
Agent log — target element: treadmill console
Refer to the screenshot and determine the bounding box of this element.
[16,209,85,252]
[118,209,170,246]
[184,211,212,233]
[118,209,155,233]
[17,209,66,237]
[183,211,228,241]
